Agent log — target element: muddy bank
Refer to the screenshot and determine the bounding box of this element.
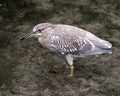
[0,0,120,96]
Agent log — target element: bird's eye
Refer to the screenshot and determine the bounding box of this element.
[38,30,41,31]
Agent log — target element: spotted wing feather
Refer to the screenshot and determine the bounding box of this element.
[49,34,94,56]
[54,24,112,49]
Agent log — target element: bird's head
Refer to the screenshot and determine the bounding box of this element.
[20,23,54,40]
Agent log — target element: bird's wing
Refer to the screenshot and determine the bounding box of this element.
[49,33,95,55]
[85,32,112,49]
[54,24,112,49]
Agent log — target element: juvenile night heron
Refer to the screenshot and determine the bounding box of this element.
[20,23,112,76]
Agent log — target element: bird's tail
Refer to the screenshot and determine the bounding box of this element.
[86,47,112,56]
[104,48,112,54]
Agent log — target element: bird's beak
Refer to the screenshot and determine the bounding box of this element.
[20,31,35,40]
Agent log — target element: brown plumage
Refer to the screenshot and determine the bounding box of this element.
[20,23,112,76]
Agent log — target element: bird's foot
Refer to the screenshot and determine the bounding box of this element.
[68,74,74,77]
[65,63,74,77]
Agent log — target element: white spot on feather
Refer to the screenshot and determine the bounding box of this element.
[83,40,87,44]
[70,49,73,52]
[105,44,110,47]
[100,40,104,43]
[64,44,67,48]
[74,48,77,51]
[80,46,83,49]
[52,36,59,39]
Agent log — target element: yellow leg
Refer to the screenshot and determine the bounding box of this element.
[68,65,74,77]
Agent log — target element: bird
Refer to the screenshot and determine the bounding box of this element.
[20,23,112,76]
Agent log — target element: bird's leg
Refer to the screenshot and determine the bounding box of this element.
[69,65,74,77]
[65,63,74,76]
[65,55,74,77]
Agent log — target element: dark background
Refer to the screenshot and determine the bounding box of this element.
[0,0,120,96]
